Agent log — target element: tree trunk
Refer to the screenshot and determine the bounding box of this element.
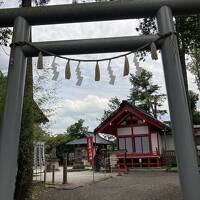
[176,28,195,130]
[179,49,189,93]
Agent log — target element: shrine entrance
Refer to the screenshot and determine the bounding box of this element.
[0,1,200,199]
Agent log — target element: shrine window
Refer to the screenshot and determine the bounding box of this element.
[119,137,133,153]
[135,136,150,153]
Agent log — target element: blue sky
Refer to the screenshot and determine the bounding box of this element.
[0,0,199,134]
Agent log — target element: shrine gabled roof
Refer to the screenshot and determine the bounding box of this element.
[66,132,111,145]
[95,100,170,135]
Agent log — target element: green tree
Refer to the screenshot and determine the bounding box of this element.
[45,134,73,163]
[137,15,200,93]
[43,119,88,163]
[66,119,88,139]
[0,27,11,45]
[0,1,12,46]
[188,90,200,125]
[100,97,121,122]
[188,47,200,92]
[128,68,166,119]
[33,124,50,142]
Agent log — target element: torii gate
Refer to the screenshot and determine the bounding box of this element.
[0,0,200,199]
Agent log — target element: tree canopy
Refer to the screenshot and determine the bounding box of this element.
[100,69,167,122]
[100,97,121,122]
[33,119,89,163]
[128,68,167,119]
[137,15,200,92]
[65,119,88,139]
[188,48,200,92]
[189,90,200,125]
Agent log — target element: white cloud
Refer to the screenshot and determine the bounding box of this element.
[61,95,108,112]
[47,95,109,134]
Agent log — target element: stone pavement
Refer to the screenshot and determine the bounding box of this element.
[38,171,182,200]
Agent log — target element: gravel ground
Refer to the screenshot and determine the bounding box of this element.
[38,172,182,200]
[34,167,111,186]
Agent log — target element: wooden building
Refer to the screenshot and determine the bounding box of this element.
[95,101,200,168]
[67,132,111,168]
[95,101,172,168]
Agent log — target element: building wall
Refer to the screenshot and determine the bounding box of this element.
[161,127,200,152]
[151,133,159,153]
[160,134,200,152]
[118,127,132,136]
[161,134,175,151]
[117,125,161,155]
[133,126,148,135]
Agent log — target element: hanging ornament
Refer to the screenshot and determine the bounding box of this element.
[133,54,139,68]
[51,56,56,66]
[52,71,59,81]
[37,51,43,69]
[133,54,142,76]
[107,60,113,78]
[51,56,60,80]
[76,61,81,76]
[107,60,116,85]
[109,75,116,85]
[75,61,83,86]
[150,42,158,60]
[123,56,129,76]
[95,62,100,81]
[65,60,71,80]
[51,57,57,71]
[76,76,83,86]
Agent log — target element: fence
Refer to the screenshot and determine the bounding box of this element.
[161,150,200,166]
[32,155,113,185]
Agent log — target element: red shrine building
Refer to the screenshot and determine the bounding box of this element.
[95,101,172,168]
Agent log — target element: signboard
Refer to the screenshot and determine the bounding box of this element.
[87,136,94,163]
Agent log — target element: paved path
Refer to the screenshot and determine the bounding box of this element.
[38,172,182,200]
[34,167,111,187]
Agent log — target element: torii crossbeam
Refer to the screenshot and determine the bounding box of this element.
[0,1,200,200]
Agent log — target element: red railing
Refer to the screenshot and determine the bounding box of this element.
[116,150,160,158]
